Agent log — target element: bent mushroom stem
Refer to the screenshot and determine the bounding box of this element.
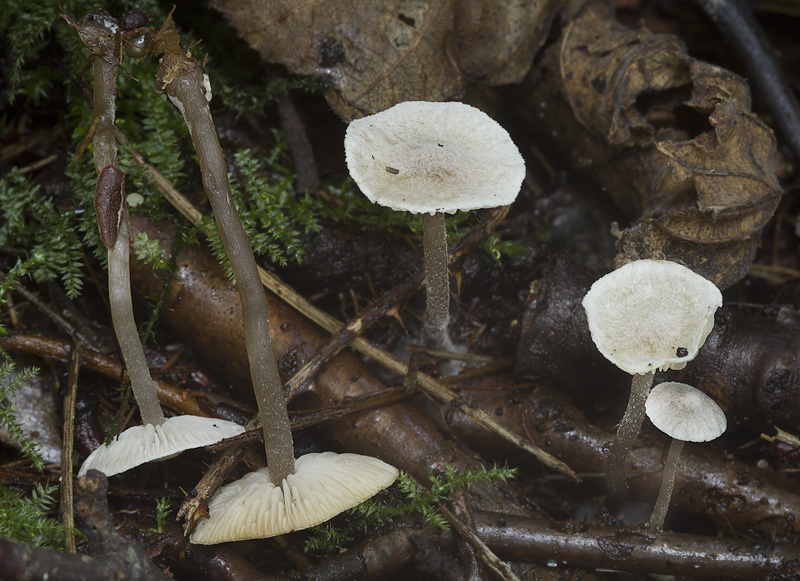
[87,19,164,427]
[157,46,295,482]
[108,215,165,427]
[606,370,654,510]
[647,438,684,531]
[421,212,453,351]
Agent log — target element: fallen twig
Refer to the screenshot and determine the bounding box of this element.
[0,471,169,580]
[474,510,800,579]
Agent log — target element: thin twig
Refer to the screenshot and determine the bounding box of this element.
[440,503,521,581]
[60,342,81,553]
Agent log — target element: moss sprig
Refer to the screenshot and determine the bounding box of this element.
[0,483,67,550]
[0,170,86,299]
[305,464,516,556]
[0,353,44,471]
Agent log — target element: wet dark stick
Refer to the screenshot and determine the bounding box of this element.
[697,0,800,161]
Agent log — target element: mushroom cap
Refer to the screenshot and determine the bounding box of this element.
[190,451,399,544]
[344,101,525,215]
[645,381,727,442]
[581,260,722,375]
[78,415,244,477]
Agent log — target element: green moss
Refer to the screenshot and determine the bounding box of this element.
[304,464,516,556]
[0,483,66,550]
[0,354,44,471]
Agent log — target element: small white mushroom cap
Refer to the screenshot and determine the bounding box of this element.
[581,260,722,375]
[646,382,727,442]
[78,415,244,477]
[190,451,399,544]
[344,101,525,215]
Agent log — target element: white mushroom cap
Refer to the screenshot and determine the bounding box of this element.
[78,415,245,477]
[645,382,727,442]
[344,101,525,215]
[581,260,722,375]
[190,451,399,544]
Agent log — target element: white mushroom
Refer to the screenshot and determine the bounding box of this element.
[73,12,245,479]
[644,381,727,531]
[581,259,722,509]
[78,415,245,478]
[190,452,399,544]
[345,101,525,351]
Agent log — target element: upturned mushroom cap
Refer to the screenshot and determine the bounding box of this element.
[190,452,399,544]
[78,415,244,477]
[344,101,525,215]
[645,382,727,442]
[581,260,722,375]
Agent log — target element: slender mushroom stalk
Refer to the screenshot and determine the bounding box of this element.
[152,16,294,482]
[421,212,453,351]
[644,382,727,531]
[605,370,653,510]
[581,260,722,512]
[107,215,164,426]
[344,101,526,352]
[648,438,684,530]
[66,11,165,427]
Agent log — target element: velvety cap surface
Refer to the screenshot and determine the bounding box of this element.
[645,381,727,441]
[78,415,244,477]
[581,260,722,375]
[190,452,399,544]
[344,101,525,214]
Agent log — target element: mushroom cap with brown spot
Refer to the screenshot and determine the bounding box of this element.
[646,382,727,442]
[344,101,525,215]
[190,452,399,544]
[581,260,722,375]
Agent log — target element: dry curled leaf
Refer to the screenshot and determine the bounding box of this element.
[525,0,781,288]
[212,0,555,117]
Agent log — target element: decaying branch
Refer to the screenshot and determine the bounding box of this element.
[474,511,800,579]
[420,384,800,539]
[0,472,168,580]
[0,332,252,421]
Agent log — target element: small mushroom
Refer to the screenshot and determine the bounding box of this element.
[72,10,245,478]
[581,259,722,509]
[78,416,244,477]
[644,381,727,531]
[345,101,525,351]
[190,452,399,544]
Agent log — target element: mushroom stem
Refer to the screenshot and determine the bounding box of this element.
[647,438,684,531]
[85,18,164,427]
[155,31,295,481]
[90,46,117,173]
[108,215,165,427]
[606,370,654,510]
[421,211,453,351]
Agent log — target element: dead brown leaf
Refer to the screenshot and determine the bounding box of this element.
[211,0,463,118]
[211,0,556,117]
[524,0,782,288]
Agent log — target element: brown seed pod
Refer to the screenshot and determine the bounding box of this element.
[94,164,126,248]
